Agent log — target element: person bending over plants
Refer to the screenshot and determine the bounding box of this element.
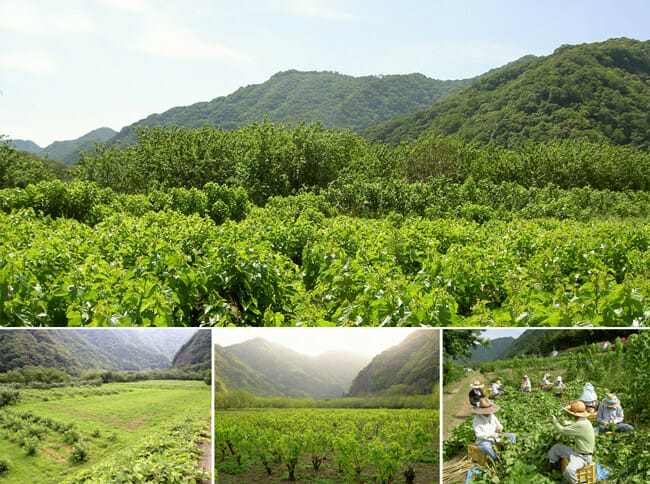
[541,373,552,390]
[490,379,505,398]
[596,393,634,433]
[469,379,486,407]
[578,383,598,413]
[519,375,531,392]
[543,400,595,484]
[472,397,516,461]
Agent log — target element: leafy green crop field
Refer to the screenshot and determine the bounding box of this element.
[215,408,438,483]
[3,201,650,326]
[0,380,211,483]
[443,332,650,483]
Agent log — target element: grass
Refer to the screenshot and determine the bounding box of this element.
[0,380,210,483]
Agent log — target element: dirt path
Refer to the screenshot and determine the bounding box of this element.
[198,439,212,482]
[443,371,481,439]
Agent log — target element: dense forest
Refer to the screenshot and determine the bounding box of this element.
[365,38,650,148]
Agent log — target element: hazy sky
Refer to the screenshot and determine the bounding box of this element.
[1,0,648,146]
[213,327,435,357]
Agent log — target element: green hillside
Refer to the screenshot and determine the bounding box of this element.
[213,344,278,396]
[108,70,474,145]
[347,329,439,397]
[224,338,349,399]
[457,336,515,363]
[0,330,82,373]
[0,329,180,374]
[365,38,650,148]
[501,329,639,359]
[44,127,116,164]
[75,329,170,371]
[11,128,116,165]
[171,329,211,371]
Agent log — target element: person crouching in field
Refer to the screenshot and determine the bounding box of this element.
[469,379,486,407]
[543,401,595,484]
[491,379,505,398]
[596,394,634,433]
[519,375,531,392]
[541,373,552,390]
[472,397,516,461]
[554,376,564,398]
[579,383,598,413]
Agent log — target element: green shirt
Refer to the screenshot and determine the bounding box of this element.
[553,417,595,454]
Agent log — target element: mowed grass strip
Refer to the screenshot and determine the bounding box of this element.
[0,380,210,483]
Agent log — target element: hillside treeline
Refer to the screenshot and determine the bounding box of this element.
[3,123,650,221]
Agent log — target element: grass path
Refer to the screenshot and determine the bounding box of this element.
[443,371,481,439]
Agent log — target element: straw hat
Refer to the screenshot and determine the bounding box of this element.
[563,400,591,418]
[603,394,620,408]
[470,379,484,389]
[472,397,499,415]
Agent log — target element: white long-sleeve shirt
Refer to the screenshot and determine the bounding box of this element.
[522,379,531,390]
[596,403,624,425]
[473,414,503,444]
[491,383,502,394]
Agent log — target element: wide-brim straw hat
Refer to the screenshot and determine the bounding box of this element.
[604,393,620,408]
[472,397,499,415]
[470,379,484,389]
[564,400,591,418]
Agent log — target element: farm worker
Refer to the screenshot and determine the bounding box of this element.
[472,397,516,461]
[543,400,595,484]
[490,380,505,398]
[578,383,598,413]
[520,375,531,392]
[541,373,552,390]
[554,376,564,398]
[596,394,634,433]
[469,379,486,407]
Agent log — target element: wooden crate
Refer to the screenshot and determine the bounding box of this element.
[468,443,502,466]
[560,460,596,484]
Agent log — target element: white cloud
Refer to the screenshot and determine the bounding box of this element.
[0,48,59,76]
[0,1,94,35]
[269,0,359,20]
[101,0,251,62]
[129,18,252,61]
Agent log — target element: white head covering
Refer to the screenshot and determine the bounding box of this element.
[579,383,597,402]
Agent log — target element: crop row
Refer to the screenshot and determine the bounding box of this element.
[215,409,437,483]
[3,204,650,325]
[62,414,210,484]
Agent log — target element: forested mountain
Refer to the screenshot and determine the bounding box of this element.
[76,330,170,371]
[107,70,475,146]
[501,329,640,359]
[455,337,515,364]
[171,329,211,371]
[0,329,203,374]
[0,330,85,373]
[214,338,371,399]
[213,344,278,396]
[364,38,650,148]
[11,127,116,165]
[347,329,439,397]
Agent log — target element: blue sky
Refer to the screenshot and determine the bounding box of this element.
[1,0,648,146]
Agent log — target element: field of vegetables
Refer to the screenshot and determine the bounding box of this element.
[215,408,438,483]
[0,380,211,483]
[2,181,650,326]
[443,332,650,483]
